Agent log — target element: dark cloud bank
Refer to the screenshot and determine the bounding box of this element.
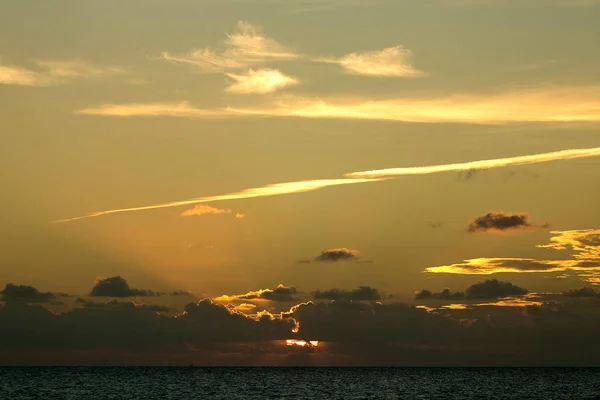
[2,281,600,366]
[415,279,528,301]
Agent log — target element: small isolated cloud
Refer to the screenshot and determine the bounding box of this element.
[314,248,360,262]
[235,213,246,219]
[225,68,298,94]
[313,286,381,301]
[467,212,543,233]
[0,284,59,303]
[214,284,299,303]
[0,59,126,86]
[180,204,232,217]
[315,46,425,77]
[160,21,300,73]
[90,276,159,297]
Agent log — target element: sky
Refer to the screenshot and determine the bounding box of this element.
[1,0,600,366]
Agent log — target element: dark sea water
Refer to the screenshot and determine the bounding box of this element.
[1,367,599,399]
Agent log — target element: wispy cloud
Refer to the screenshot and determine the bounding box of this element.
[225,68,298,94]
[55,178,382,223]
[426,229,600,284]
[75,102,231,118]
[426,258,586,275]
[77,86,600,123]
[160,21,300,73]
[346,147,600,178]
[180,204,232,217]
[315,46,425,77]
[55,148,600,223]
[0,59,126,86]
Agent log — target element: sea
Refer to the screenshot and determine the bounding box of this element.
[1,367,599,399]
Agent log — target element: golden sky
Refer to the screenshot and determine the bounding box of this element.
[1,0,600,299]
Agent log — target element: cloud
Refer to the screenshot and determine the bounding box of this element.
[160,21,300,73]
[315,46,425,77]
[466,279,528,299]
[563,287,600,298]
[467,212,542,233]
[225,86,600,124]
[225,68,298,94]
[55,178,382,223]
[416,280,527,300]
[235,213,247,219]
[0,59,126,86]
[180,204,232,217]
[314,248,360,262]
[0,284,60,303]
[74,86,600,123]
[426,258,589,275]
[7,282,600,365]
[55,147,600,223]
[347,147,600,179]
[75,102,232,118]
[415,288,466,301]
[537,230,600,261]
[214,284,299,303]
[169,290,194,296]
[427,229,600,284]
[313,286,381,301]
[89,276,159,297]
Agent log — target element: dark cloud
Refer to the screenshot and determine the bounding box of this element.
[4,285,600,365]
[313,286,381,301]
[466,279,528,299]
[563,287,600,298]
[215,285,299,303]
[169,290,194,296]
[89,276,159,297]
[0,284,61,303]
[314,248,360,262]
[415,288,466,301]
[416,280,528,301]
[467,212,537,233]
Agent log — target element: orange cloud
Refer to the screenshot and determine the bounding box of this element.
[180,204,232,217]
[235,213,247,219]
[315,46,425,77]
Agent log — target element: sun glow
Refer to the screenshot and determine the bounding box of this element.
[286,339,319,347]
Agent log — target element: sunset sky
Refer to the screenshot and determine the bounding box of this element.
[1,0,600,365]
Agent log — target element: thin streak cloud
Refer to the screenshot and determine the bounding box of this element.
[55,147,600,223]
[75,86,600,123]
[55,178,382,223]
[346,147,600,178]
